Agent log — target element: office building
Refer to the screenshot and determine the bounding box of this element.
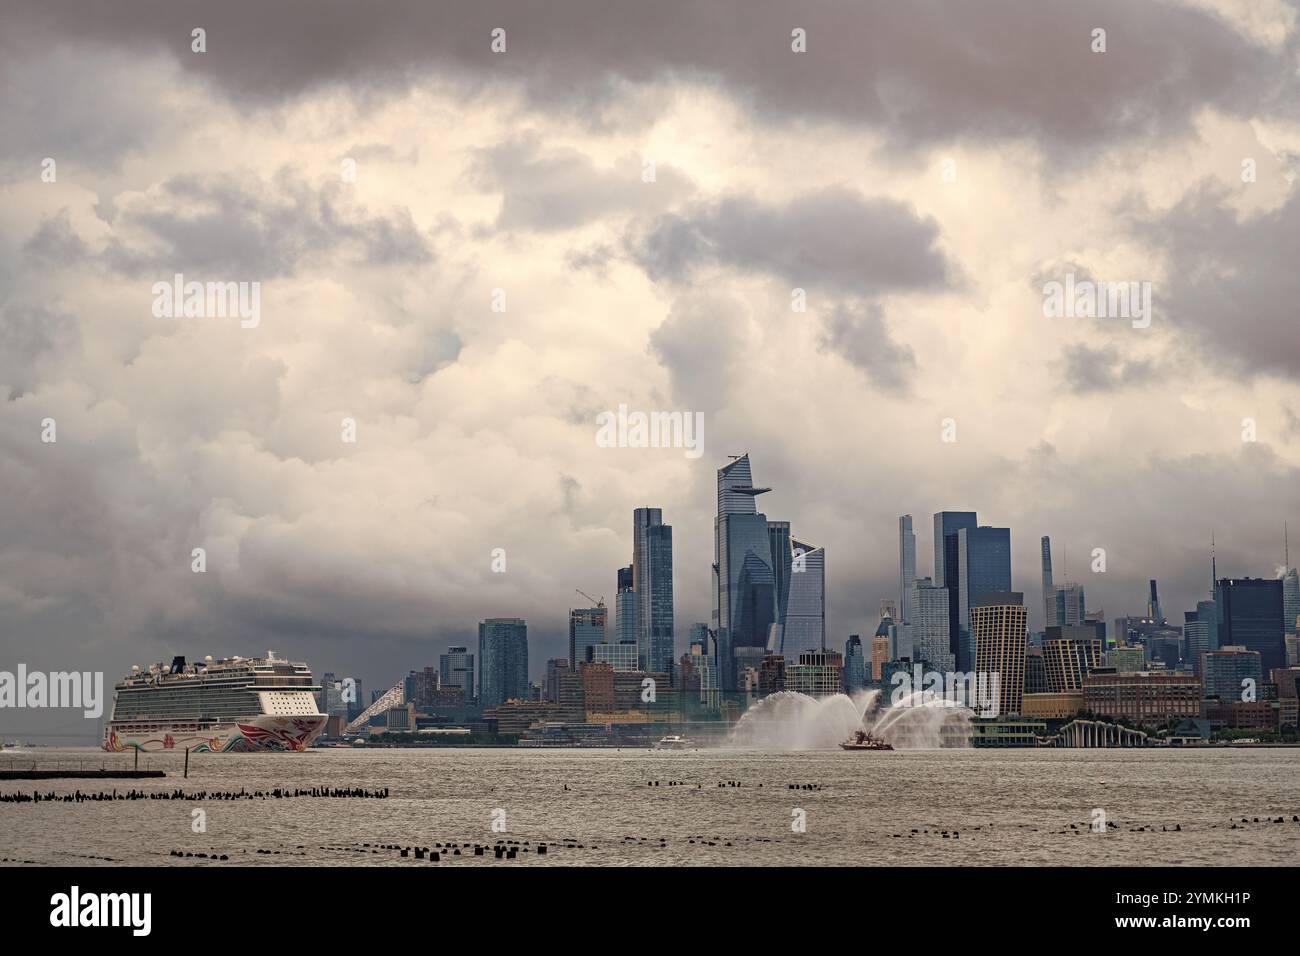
[633,508,675,674]
[900,515,917,624]
[1040,536,1054,629]
[588,641,641,671]
[786,650,843,698]
[958,526,1012,672]
[615,565,638,647]
[1052,583,1086,627]
[478,617,529,709]
[843,634,866,693]
[783,538,826,655]
[569,605,608,673]
[1216,577,1286,673]
[439,646,475,702]
[971,592,1028,717]
[713,455,778,690]
[1202,646,1262,702]
[1041,625,1102,692]
[768,521,793,632]
[1083,668,1201,723]
[911,576,954,671]
[934,511,978,667]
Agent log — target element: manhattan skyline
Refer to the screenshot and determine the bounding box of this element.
[2,0,1300,731]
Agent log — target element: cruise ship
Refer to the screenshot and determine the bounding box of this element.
[103,653,327,753]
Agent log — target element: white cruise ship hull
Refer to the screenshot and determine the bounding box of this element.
[103,714,327,753]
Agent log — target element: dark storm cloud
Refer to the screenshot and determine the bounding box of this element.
[4,0,1288,155]
[1060,342,1155,393]
[818,302,917,395]
[1137,185,1300,381]
[96,169,432,278]
[628,187,954,294]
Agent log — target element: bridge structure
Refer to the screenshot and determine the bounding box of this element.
[1038,718,1148,748]
[342,680,405,735]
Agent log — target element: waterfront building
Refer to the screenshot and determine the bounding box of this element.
[1082,668,1200,723]
[1202,646,1262,702]
[1216,577,1286,672]
[1041,625,1103,692]
[785,650,843,698]
[478,617,529,709]
[971,592,1028,717]
[633,508,675,674]
[958,526,1012,671]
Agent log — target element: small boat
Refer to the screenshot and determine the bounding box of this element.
[839,730,893,751]
[654,735,695,750]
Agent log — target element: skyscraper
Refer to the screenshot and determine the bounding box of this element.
[768,520,793,633]
[783,538,826,655]
[1052,582,1086,626]
[911,576,955,671]
[568,605,608,668]
[713,455,777,690]
[439,646,475,701]
[971,592,1028,717]
[843,634,865,693]
[1040,536,1054,629]
[1041,624,1102,692]
[899,516,917,625]
[615,565,637,646]
[633,508,675,675]
[478,618,529,709]
[957,525,1012,672]
[934,511,978,667]
[1215,578,1285,673]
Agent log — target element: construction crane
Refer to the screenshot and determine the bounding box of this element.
[575,588,605,608]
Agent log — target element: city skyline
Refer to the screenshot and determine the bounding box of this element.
[4,0,1300,735]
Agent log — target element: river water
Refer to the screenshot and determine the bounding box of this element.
[2,747,1297,866]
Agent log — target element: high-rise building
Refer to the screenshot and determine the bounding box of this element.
[768,521,792,632]
[843,635,866,693]
[910,576,954,671]
[1203,646,1262,702]
[958,526,1012,672]
[900,516,917,624]
[1052,583,1086,626]
[783,538,826,655]
[1283,569,1299,637]
[633,508,675,675]
[587,641,640,671]
[1183,611,1210,677]
[615,565,637,647]
[1041,625,1102,692]
[934,511,978,667]
[439,646,475,702]
[1040,536,1054,629]
[478,617,529,709]
[1216,577,1286,673]
[1147,580,1164,623]
[544,658,570,704]
[786,650,843,698]
[714,455,778,690]
[971,592,1028,717]
[568,605,608,672]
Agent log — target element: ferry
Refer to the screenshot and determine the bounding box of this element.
[839,729,894,751]
[103,653,326,753]
[654,735,696,750]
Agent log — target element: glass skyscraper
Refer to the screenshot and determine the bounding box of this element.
[633,508,675,675]
[911,576,954,671]
[713,455,777,691]
[439,646,475,701]
[478,617,528,709]
[569,605,607,671]
[615,565,637,646]
[1215,577,1285,672]
[783,538,826,656]
[934,511,977,667]
[767,520,793,633]
[957,525,1011,672]
[899,515,916,625]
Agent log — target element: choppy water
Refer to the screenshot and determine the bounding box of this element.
[3,747,1298,866]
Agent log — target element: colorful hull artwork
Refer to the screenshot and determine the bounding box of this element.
[103,715,327,753]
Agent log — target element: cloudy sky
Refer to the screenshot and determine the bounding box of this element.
[3,0,1299,738]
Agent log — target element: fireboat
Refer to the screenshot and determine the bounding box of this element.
[839,729,894,751]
